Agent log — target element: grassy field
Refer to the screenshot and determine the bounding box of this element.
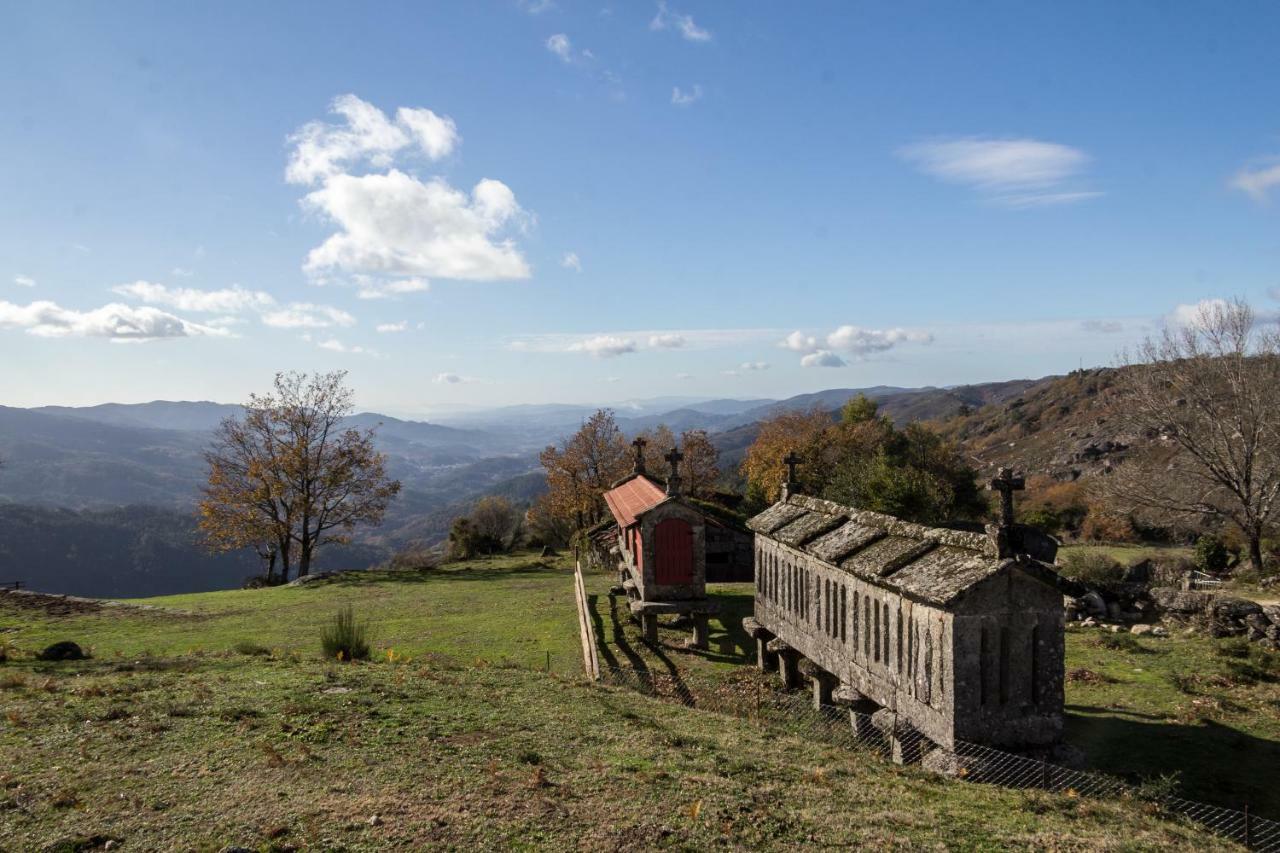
[1058,543,1195,566]
[0,553,1267,849]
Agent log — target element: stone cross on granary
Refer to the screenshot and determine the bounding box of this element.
[780,450,803,501]
[664,446,684,497]
[631,436,647,475]
[988,466,1025,528]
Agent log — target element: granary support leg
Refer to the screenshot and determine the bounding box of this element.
[641,613,659,644]
[767,639,801,689]
[833,685,881,743]
[871,708,923,766]
[741,618,776,672]
[799,659,836,711]
[690,614,710,651]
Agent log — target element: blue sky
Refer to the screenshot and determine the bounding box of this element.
[3,1,1279,415]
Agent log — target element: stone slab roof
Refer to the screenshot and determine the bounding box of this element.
[748,494,1056,607]
[603,474,668,528]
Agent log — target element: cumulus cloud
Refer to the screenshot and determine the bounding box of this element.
[376,321,408,333]
[546,33,573,62]
[898,137,1100,207]
[650,1,711,41]
[286,94,459,186]
[261,303,356,329]
[433,371,477,384]
[801,350,847,368]
[561,251,582,272]
[781,324,931,365]
[301,170,530,282]
[171,267,194,277]
[111,281,276,313]
[0,300,228,341]
[648,333,686,349]
[518,0,555,12]
[568,335,637,358]
[671,85,703,107]
[288,96,528,292]
[13,274,35,288]
[1230,160,1280,204]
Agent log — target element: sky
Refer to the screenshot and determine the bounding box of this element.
[2,1,1279,416]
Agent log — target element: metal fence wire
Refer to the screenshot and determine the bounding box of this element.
[594,662,1280,851]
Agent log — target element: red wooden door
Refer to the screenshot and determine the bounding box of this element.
[654,518,694,585]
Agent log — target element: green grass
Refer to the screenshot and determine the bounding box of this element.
[1059,543,1194,567]
[0,552,1261,848]
[5,552,582,671]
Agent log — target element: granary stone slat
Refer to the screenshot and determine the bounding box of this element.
[839,535,934,584]
[890,546,997,605]
[805,520,886,564]
[746,501,809,535]
[771,509,847,548]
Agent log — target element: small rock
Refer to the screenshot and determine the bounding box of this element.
[1108,625,1124,634]
[368,815,383,827]
[1151,626,1168,637]
[1130,624,1155,636]
[1081,591,1107,618]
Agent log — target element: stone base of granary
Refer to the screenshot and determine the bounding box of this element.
[921,748,987,778]
[798,659,836,710]
[871,708,925,765]
[742,617,777,672]
[629,599,719,650]
[767,638,801,689]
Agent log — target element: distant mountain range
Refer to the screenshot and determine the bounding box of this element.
[0,378,1047,596]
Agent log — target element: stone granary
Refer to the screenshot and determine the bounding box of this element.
[743,463,1065,760]
[604,439,718,648]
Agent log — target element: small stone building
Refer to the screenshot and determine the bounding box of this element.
[603,440,718,648]
[743,474,1064,756]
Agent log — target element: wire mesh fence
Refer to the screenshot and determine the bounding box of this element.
[594,661,1280,851]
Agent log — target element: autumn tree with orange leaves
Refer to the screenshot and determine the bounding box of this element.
[199,371,401,581]
[539,409,630,531]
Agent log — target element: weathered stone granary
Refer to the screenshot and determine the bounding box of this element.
[604,440,718,648]
[743,470,1064,756]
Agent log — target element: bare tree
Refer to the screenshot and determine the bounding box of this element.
[199,371,402,579]
[1107,299,1280,572]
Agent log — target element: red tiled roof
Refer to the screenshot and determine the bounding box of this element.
[603,475,668,528]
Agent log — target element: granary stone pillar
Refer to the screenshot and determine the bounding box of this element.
[871,708,924,765]
[833,685,880,743]
[799,659,836,710]
[690,614,710,650]
[742,617,776,672]
[641,613,659,644]
[767,638,801,689]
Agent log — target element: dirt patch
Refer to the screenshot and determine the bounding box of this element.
[0,589,192,619]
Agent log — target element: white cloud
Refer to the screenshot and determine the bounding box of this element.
[740,361,769,371]
[648,333,686,349]
[671,85,703,107]
[561,251,582,272]
[316,338,378,356]
[1230,160,1280,204]
[898,137,1099,207]
[353,276,430,300]
[171,267,194,277]
[546,33,573,62]
[261,303,356,329]
[432,371,477,384]
[650,2,711,41]
[781,331,818,352]
[801,350,847,368]
[301,170,530,282]
[285,94,458,186]
[112,281,276,313]
[568,334,637,358]
[376,321,409,333]
[518,0,555,13]
[511,327,778,354]
[13,275,35,288]
[826,325,933,355]
[0,300,228,341]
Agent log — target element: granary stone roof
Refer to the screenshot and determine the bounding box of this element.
[603,474,669,528]
[748,494,1059,608]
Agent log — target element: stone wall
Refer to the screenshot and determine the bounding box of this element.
[706,524,753,583]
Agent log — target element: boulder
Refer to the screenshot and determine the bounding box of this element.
[1106,602,1123,622]
[36,641,86,661]
[1205,597,1263,638]
[1080,591,1107,618]
[1130,624,1156,636]
[1149,587,1210,616]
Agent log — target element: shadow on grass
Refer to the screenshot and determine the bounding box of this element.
[307,561,567,589]
[1067,705,1280,819]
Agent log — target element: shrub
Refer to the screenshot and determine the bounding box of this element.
[320,605,370,662]
[387,546,440,572]
[1058,549,1126,585]
[1194,535,1230,573]
[233,641,271,657]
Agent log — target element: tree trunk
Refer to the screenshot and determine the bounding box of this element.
[1248,528,1265,574]
[278,538,292,583]
[298,533,313,577]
